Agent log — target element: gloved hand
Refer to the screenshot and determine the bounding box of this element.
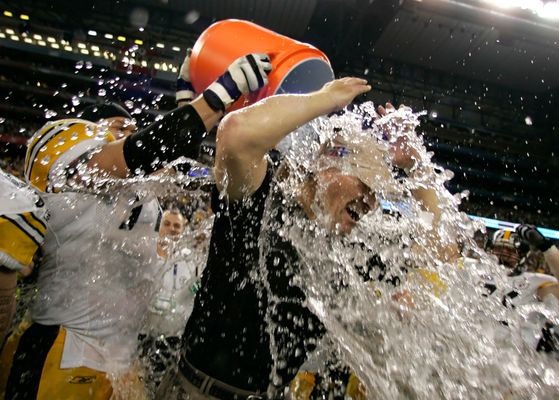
[516,224,553,252]
[203,53,272,112]
[176,48,196,104]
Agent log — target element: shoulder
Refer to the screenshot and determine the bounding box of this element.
[211,157,276,213]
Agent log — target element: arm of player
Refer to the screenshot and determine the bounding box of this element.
[215,77,371,200]
[89,54,272,178]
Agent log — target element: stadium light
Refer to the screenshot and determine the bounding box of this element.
[51,43,60,49]
[88,30,97,36]
[0,32,5,38]
[20,14,29,20]
[154,63,160,69]
[10,35,19,41]
[6,28,14,35]
[134,39,143,45]
[91,45,100,51]
[77,43,86,49]
[172,46,180,52]
[38,40,46,46]
[64,45,72,51]
[3,11,13,17]
[33,34,41,40]
[80,49,89,55]
[117,35,126,42]
[540,1,559,19]
[484,0,559,19]
[156,43,164,48]
[47,37,56,43]
[24,37,32,43]
[104,33,113,39]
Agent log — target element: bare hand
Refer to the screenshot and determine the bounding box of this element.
[320,77,371,112]
[377,102,419,170]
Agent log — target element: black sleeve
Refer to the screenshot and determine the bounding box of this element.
[123,104,207,175]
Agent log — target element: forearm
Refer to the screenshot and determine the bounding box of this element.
[214,91,335,198]
[219,91,335,159]
[91,98,219,178]
[215,77,371,198]
[0,269,17,344]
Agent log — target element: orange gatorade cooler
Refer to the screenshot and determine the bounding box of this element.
[189,19,334,110]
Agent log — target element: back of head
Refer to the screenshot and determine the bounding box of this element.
[79,102,131,122]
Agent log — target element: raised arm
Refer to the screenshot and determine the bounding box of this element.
[215,77,371,199]
[88,97,221,178]
[89,53,272,178]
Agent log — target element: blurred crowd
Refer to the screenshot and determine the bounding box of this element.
[0,42,558,400]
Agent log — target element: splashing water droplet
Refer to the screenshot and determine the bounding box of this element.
[45,109,57,119]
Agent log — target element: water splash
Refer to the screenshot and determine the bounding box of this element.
[261,102,559,397]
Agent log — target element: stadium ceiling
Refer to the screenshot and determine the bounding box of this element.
[4,0,559,92]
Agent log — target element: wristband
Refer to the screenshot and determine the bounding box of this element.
[203,90,226,112]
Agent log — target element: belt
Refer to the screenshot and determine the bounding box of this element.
[178,357,267,400]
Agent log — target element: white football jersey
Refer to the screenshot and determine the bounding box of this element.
[31,190,161,373]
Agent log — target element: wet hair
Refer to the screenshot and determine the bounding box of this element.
[80,102,132,122]
[163,208,185,218]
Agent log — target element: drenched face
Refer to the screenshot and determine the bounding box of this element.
[159,211,186,240]
[315,169,377,235]
[100,116,137,139]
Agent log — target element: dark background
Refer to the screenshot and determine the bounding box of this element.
[0,0,557,228]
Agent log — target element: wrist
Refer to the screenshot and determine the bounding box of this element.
[313,90,340,115]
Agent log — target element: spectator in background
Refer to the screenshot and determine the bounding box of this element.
[140,209,204,392]
[516,224,559,301]
[483,229,557,307]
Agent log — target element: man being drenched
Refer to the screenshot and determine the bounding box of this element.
[159,78,455,399]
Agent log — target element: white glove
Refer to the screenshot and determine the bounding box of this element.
[203,53,272,111]
[176,48,195,104]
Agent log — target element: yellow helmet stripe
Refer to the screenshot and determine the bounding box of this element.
[25,121,78,182]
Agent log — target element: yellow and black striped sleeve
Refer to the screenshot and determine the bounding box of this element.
[0,211,46,271]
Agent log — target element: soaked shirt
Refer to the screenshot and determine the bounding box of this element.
[31,192,161,372]
[182,161,325,392]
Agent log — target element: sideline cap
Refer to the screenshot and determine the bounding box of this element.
[317,134,401,197]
